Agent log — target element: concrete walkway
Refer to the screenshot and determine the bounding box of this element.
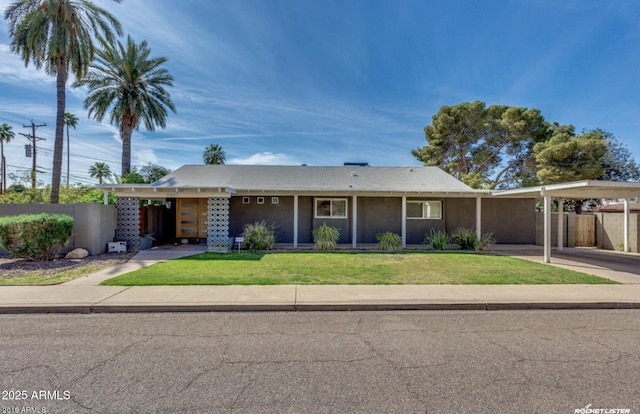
[0,244,638,313]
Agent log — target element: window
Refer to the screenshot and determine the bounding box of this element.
[271,197,279,205]
[257,197,265,204]
[407,201,442,219]
[315,198,348,218]
[242,197,250,204]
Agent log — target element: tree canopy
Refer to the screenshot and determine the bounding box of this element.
[413,101,639,188]
[5,0,122,203]
[73,35,176,175]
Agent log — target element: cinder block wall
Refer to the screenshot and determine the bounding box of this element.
[594,212,639,252]
[535,212,573,247]
[0,204,116,255]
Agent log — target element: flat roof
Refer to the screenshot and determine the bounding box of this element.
[492,180,640,199]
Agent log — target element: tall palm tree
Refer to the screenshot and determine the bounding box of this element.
[88,162,112,184]
[64,112,78,187]
[0,123,15,194]
[4,0,122,203]
[203,144,226,165]
[73,35,176,176]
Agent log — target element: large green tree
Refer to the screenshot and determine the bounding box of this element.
[4,0,122,203]
[534,126,611,184]
[203,143,226,165]
[73,35,176,176]
[412,101,550,189]
[0,123,15,194]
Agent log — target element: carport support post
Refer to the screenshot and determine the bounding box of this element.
[543,193,551,263]
[401,196,407,248]
[475,197,482,240]
[623,198,630,252]
[352,195,358,248]
[557,198,564,251]
[293,195,299,249]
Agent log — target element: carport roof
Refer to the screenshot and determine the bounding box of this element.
[492,180,640,199]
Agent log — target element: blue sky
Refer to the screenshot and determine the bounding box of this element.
[0,0,638,186]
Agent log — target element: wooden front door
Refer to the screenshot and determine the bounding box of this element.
[176,198,208,238]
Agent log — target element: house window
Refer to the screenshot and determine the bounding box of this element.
[315,198,348,218]
[271,197,279,205]
[242,197,250,204]
[407,201,442,219]
[257,197,265,204]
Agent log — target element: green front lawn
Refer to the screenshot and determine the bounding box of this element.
[101,251,617,286]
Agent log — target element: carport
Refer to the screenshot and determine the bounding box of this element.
[493,181,640,263]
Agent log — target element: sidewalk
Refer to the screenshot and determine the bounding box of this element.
[0,245,638,314]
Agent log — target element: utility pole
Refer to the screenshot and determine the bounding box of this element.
[20,121,46,189]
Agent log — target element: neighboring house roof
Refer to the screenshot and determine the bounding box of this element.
[99,165,478,197]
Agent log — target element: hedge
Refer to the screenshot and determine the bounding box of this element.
[0,213,74,261]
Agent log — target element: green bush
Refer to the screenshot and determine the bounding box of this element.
[0,213,74,261]
[377,231,402,251]
[452,227,495,251]
[451,228,478,250]
[313,223,340,250]
[242,220,276,251]
[425,228,449,250]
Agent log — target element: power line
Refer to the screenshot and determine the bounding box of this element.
[18,120,46,189]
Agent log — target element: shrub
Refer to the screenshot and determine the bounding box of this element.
[377,231,402,251]
[451,228,478,250]
[242,220,276,251]
[313,223,340,250]
[451,227,495,251]
[0,213,74,261]
[477,232,496,251]
[425,228,449,250]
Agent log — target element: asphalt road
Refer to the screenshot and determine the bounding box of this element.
[1,310,639,413]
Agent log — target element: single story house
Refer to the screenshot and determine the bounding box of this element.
[98,164,536,251]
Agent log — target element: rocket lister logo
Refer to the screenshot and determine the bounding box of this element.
[574,405,631,414]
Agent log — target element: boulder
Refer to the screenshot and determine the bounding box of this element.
[65,248,90,259]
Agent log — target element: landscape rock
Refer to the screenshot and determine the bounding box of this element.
[65,248,90,259]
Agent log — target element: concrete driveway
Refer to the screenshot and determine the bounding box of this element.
[491,244,640,284]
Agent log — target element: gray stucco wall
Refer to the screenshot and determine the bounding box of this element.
[482,198,535,244]
[229,196,295,243]
[0,203,116,255]
[357,197,401,243]
[406,198,446,244]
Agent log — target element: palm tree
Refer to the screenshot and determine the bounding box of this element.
[73,36,176,176]
[203,144,226,165]
[4,0,122,204]
[88,162,112,184]
[64,112,78,187]
[0,123,15,194]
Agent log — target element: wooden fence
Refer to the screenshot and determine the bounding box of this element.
[575,214,596,247]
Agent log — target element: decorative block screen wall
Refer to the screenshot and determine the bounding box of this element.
[116,197,140,250]
[207,197,230,252]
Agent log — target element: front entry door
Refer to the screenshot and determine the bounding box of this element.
[176,198,208,238]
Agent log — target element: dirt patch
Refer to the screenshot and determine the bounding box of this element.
[0,252,136,279]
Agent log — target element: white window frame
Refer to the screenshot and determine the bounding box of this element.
[315,198,348,219]
[271,197,279,205]
[257,197,265,204]
[407,200,442,220]
[242,197,250,204]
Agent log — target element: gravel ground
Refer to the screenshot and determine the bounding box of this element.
[0,252,135,278]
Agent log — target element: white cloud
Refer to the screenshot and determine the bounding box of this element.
[0,43,55,85]
[228,152,301,166]
[133,148,159,167]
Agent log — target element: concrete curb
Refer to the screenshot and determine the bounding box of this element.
[2,301,639,314]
